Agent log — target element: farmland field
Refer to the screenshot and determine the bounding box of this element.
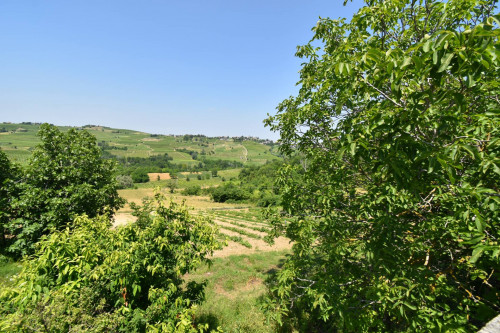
[0,122,279,166]
[112,177,290,332]
[116,185,291,257]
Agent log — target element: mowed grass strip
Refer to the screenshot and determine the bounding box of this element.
[214,214,271,228]
[214,210,267,223]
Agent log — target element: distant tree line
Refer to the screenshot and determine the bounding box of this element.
[105,151,244,185]
[181,159,287,207]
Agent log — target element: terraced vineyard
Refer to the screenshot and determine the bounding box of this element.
[114,206,291,257]
[204,209,292,257]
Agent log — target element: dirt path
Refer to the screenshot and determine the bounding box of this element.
[241,144,248,162]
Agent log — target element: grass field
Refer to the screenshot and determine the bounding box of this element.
[0,258,22,292]
[0,123,278,166]
[187,251,289,332]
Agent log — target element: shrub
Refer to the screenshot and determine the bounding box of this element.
[257,192,280,207]
[182,185,201,196]
[131,170,149,183]
[0,150,18,249]
[210,183,250,203]
[116,175,134,189]
[0,193,221,332]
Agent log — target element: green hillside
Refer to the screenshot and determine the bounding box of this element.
[0,122,279,166]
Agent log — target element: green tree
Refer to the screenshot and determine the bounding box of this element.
[166,179,178,193]
[9,124,125,255]
[0,193,221,332]
[116,174,134,189]
[264,0,500,331]
[210,182,250,203]
[131,169,150,183]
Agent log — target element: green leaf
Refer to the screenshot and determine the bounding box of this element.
[470,247,484,263]
[438,53,453,72]
[423,39,431,53]
[350,142,356,156]
[401,57,412,69]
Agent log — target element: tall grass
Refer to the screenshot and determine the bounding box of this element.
[186,251,289,333]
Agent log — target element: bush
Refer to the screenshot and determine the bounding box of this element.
[116,175,134,189]
[210,183,250,203]
[131,170,149,183]
[182,185,201,196]
[0,193,221,332]
[0,150,18,249]
[257,192,280,207]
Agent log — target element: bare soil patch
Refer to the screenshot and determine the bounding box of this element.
[147,172,171,181]
[113,213,135,228]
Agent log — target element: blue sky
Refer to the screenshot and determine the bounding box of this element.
[0,0,363,139]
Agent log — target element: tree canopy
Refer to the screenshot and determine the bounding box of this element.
[264,0,500,331]
[8,124,124,255]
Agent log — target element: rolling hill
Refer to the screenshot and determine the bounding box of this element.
[0,122,279,166]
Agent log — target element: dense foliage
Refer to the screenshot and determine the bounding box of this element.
[202,161,283,205]
[182,185,202,196]
[131,169,151,183]
[7,124,124,256]
[0,150,19,248]
[264,0,500,331]
[210,183,251,203]
[0,193,221,332]
[116,174,135,189]
[238,160,283,207]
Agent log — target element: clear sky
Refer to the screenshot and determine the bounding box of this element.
[0,0,363,139]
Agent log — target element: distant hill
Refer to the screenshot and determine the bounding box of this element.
[0,122,279,166]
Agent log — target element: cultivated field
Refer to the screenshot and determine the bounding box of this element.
[0,123,279,166]
[116,188,291,258]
